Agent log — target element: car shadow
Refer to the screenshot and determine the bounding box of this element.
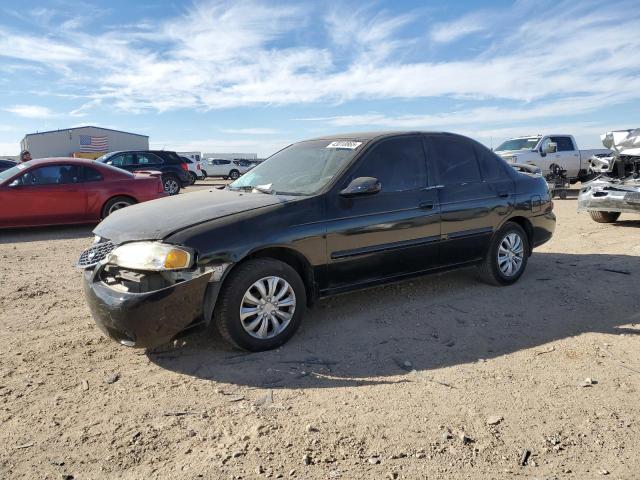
[0,225,95,244]
[147,252,640,388]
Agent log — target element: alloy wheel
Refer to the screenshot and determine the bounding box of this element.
[108,201,131,215]
[164,178,180,195]
[239,276,296,339]
[497,232,524,276]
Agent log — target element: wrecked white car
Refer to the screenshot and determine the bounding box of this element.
[578,129,640,223]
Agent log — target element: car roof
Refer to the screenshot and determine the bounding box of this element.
[305,130,453,142]
[22,157,97,166]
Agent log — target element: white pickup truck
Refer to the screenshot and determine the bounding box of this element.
[494,135,610,182]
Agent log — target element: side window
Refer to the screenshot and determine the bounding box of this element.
[20,165,80,186]
[350,136,426,192]
[475,144,509,181]
[427,136,481,185]
[221,160,231,165]
[136,153,163,165]
[551,136,575,151]
[82,166,103,182]
[107,154,135,166]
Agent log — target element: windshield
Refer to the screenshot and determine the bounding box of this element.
[0,162,27,184]
[229,140,363,195]
[495,138,540,152]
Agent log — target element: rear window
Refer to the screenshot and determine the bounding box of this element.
[475,144,509,181]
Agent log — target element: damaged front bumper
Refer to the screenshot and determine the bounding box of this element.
[578,178,640,215]
[82,264,215,348]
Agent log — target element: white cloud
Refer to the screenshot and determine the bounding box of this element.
[0,0,638,133]
[430,14,488,43]
[220,128,284,135]
[5,104,54,118]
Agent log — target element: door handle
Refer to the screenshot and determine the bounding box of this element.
[419,201,435,210]
[498,191,509,198]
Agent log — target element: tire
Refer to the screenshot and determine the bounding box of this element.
[201,170,208,179]
[102,196,136,218]
[214,258,307,351]
[589,211,620,223]
[188,171,197,185]
[559,190,567,200]
[478,222,530,286]
[229,169,240,180]
[162,174,181,195]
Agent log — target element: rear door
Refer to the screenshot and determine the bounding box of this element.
[325,135,441,290]
[424,134,514,265]
[134,152,164,172]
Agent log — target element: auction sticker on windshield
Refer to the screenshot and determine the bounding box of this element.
[325,141,363,149]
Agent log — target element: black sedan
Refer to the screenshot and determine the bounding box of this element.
[78,131,555,351]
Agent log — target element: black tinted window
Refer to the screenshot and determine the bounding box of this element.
[21,165,80,186]
[428,136,481,184]
[550,136,575,152]
[351,136,426,192]
[136,153,163,165]
[83,166,103,182]
[475,144,508,181]
[108,154,135,167]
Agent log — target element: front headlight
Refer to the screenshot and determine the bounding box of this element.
[107,242,193,271]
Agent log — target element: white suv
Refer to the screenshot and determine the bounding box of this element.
[180,156,206,184]
[205,159,252,180]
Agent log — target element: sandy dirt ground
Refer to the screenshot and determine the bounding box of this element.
[1,185,639,480]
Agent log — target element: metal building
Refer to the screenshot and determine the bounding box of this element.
[21,126,149,159]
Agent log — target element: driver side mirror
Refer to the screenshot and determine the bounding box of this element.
[340,177,381,197]
[542,142,557,155]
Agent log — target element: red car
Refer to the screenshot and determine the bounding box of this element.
[0,158,166,228]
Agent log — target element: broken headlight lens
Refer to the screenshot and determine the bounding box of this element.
[107,242,193,271]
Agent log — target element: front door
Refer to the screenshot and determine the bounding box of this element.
[2,164,87,226]
[324,135,441,291]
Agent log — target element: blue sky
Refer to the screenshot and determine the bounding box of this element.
[1,0,639,156]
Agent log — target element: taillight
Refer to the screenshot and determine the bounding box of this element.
[180,162,188,172]
[196,163,201,170]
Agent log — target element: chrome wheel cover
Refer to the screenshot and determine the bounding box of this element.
[164,178,179,194]
[497,232,524,276]
[108,200,131,215]
[240,276,296,339]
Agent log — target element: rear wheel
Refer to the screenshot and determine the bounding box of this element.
[478,222,529,286]
[102,196,136,218]
[229,169,240,180]
[589,211,620,223]
[188,171,197,185]
[214,258,307,351]
[162,174,181,195]
[201,170,208,179]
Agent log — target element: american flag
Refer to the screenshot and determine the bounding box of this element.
[79,135,108,152]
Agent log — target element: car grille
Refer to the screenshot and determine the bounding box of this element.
[77,241,116,269]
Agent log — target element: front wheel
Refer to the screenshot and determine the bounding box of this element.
[478,222,529,286]
[589,211,620,223]
[229,169,240,180]
[213,259,307,351]
[162,175,181,195]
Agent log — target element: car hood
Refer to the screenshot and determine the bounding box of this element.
[94,188,285,244]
